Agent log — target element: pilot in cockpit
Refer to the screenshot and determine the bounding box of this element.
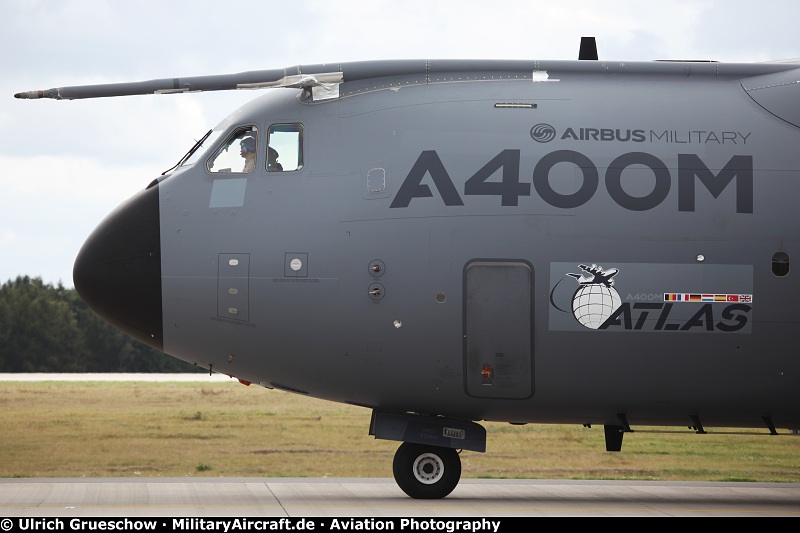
[240,137,257,173]
[267,146,283,172]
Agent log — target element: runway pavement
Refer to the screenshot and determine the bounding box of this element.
[1,477,799,518]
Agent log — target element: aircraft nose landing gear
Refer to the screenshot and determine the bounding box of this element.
[392,442,461,499]
[371,411,484,499]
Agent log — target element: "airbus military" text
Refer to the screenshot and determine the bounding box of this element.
[560,128,751,144]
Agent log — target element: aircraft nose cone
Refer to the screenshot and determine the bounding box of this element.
[73,182,163,350]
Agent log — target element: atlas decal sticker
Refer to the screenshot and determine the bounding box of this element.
[549,262,753,333]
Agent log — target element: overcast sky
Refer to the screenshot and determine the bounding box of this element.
[1,0,798,288]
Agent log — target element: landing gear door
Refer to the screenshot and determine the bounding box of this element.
[464,260,533,399]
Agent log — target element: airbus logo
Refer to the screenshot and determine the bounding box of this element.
[530,124,556,143]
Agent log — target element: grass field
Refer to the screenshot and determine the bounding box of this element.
[1,380,798,481]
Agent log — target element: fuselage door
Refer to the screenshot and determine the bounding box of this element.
[464,260,533,399]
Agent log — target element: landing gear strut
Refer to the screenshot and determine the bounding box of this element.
[392,442,461,499]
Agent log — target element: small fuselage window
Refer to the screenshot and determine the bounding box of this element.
[267,123,304,172]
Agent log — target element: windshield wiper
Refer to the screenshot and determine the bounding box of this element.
[162,129,213,175]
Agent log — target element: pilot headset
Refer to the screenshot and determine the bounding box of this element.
[241,137,256,153]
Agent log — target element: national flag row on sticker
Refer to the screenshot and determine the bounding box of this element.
[664,293,753,303]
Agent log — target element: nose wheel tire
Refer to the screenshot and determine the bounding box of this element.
[392,442,461,499]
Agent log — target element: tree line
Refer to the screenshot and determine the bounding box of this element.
[0,276,200,373]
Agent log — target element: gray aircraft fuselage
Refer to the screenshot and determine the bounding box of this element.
[44,53,798,497]
[71,59,800,431]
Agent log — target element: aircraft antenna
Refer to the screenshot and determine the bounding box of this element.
[579,37,598,60]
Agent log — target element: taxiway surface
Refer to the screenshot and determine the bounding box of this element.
[1,478,799,517]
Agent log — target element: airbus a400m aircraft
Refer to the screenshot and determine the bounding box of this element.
[16,38,800,499]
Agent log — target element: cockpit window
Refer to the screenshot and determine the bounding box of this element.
[267,123,303,172]
[207,126,259,174]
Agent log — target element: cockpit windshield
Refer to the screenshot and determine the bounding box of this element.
[170,123,303,175]
[206,126,259,174]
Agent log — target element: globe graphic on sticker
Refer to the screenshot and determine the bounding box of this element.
[572,284,621,329]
